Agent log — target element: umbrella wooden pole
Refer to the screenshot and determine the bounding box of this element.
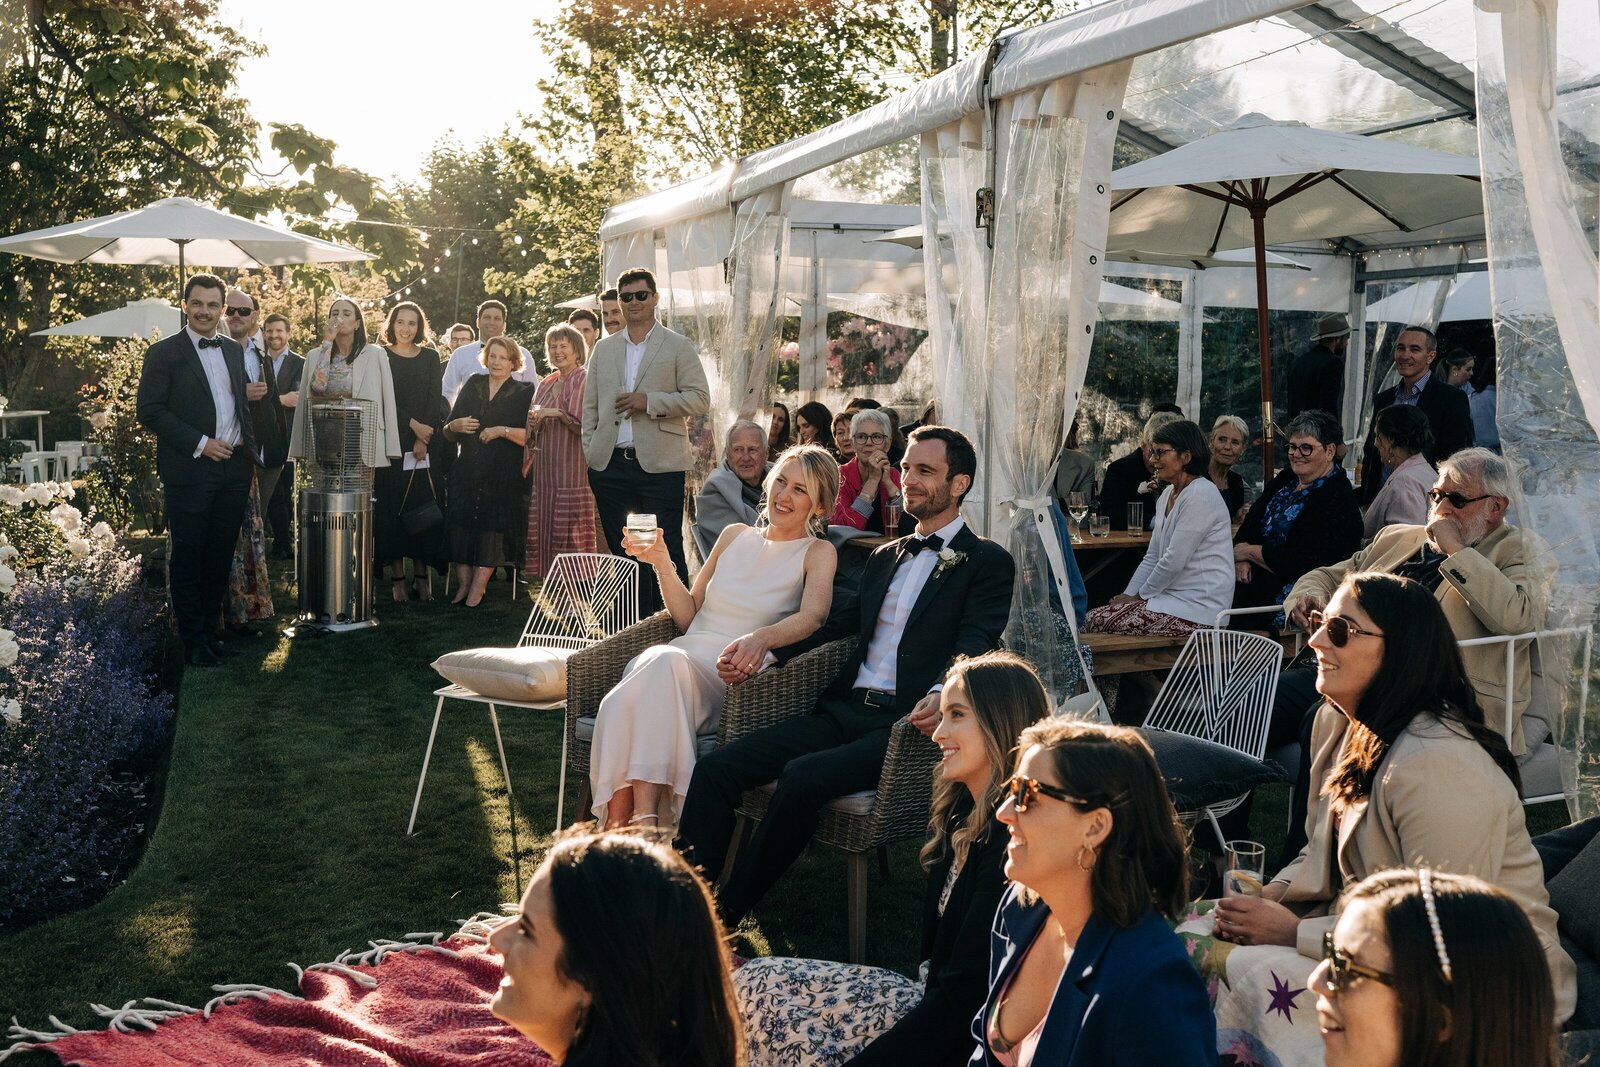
[1251,207,1275,473]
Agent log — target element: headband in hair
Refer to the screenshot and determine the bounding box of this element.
[1417,868,1454,983]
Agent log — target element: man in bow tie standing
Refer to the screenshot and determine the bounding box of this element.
[677,424,1015,925]
[137,273,258,667]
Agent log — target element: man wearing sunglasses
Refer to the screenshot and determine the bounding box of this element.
[1356,325,1474,507]
[582,267,710,614]
[224,289,287,512]
[1268,447,1549,855]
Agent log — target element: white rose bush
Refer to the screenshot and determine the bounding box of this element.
[0,479,175,929]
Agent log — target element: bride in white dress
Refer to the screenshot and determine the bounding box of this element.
[591,444,840,829]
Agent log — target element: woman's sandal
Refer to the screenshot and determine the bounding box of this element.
[411,577,433,602]
[391,577,410,602]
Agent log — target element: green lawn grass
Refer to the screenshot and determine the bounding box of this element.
[0,568,1573,1058]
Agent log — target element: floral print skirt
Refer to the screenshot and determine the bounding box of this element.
[733,955,923,1067]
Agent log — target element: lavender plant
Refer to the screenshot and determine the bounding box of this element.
[0,495,173,929]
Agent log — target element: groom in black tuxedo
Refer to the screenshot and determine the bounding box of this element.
[136,273,258,667]
[677,425,1015,924]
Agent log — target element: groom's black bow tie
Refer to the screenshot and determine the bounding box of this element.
[197,337,223,349]
[903,533,944,556]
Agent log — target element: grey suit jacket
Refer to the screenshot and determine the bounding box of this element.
[694,461,771,545]
[581,322,710,473]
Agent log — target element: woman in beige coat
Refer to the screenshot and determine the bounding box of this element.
[287,296,402,472]
[1212,570,1576,1026]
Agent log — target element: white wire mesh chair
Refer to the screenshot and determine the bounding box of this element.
[1142,627,1285,850]
[408,553,640,835]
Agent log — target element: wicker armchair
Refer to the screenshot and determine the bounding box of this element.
[562,610,858,821]
[735,716,940,963]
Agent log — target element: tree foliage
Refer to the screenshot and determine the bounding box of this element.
[0,0,405,401]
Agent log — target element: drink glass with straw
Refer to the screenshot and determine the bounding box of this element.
[1223,840,1267,899]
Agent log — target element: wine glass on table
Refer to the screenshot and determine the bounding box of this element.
[1066,492,1088,543]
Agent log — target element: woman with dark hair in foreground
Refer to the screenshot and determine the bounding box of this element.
[972,718,1215,1066]
[489,828,743,1066]
[1313,868,1561,1067]
[1213,570,1575,1024]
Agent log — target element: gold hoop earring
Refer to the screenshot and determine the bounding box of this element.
[1076,844,1097,872]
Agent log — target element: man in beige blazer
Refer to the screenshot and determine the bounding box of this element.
[583,267,710,611]
[1268,447,1551,854]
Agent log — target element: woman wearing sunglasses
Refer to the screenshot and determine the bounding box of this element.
[734,651,1047,1066]
[1313,868,1561,1067]
[972,718,1215,1066]
[1232,410,1362,613]
[1212,571,1575,1024]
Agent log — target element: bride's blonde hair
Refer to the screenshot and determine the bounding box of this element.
[761,444,840,537]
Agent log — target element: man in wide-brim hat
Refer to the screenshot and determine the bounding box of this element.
[1286,311,1351,421]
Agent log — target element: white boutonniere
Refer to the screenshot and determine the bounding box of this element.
[934,547,967,576]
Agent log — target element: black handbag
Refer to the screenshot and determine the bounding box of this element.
[400,468,445,536]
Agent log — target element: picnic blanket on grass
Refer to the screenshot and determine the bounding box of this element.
[1175,899,1324,1067]
[2,915,552,1067]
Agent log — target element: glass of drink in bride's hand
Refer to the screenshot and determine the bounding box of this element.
[625,513,658,548]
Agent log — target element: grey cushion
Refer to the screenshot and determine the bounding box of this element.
[575,715,717,758]
[1548,827,1600,967]
[1519,741,1564,800]
[1138,728,1288,810]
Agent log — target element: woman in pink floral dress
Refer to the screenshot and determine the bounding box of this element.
[522,323,595,580]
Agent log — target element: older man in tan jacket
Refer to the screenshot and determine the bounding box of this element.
[1261,448,1552,857]
[583,267,710,612]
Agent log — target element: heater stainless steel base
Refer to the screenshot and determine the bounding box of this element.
[294,488,376,631]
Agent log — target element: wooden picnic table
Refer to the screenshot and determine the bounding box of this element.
[1084,630,1296,676]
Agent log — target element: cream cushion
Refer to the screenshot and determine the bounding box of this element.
[431,645,575,703]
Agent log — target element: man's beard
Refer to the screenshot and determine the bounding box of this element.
[905,482,952,520]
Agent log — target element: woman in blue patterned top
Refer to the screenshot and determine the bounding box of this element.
[1232,410,1362,614]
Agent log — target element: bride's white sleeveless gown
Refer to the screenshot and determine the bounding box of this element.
[588,525,814,824]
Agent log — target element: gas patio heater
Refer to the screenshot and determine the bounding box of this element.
[288,397,380,635]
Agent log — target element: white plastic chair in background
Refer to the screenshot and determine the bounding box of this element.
[53,441,89,473]
[1143,627,1285,849]
[407,553,640,836]
[1457,627,1592,806]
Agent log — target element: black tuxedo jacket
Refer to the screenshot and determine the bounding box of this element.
[271,349,305,394]
[136,331,257,490]
[777,524,1015,716]
[1358,373,1473,505]
[242,342,288,468]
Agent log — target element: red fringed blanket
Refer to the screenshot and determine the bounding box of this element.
[3,916,551,1067]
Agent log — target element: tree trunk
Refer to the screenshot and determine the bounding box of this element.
[930,0,958,72]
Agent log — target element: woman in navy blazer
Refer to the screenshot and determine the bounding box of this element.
[970,719,1216,1067]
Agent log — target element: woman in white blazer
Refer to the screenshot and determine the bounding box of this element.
[287,296,402,472]
[1085,419,1234,636]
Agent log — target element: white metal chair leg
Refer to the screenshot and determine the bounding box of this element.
[489,704,515,807]
[1204,808,1229,853]
[555,730,568,832]
[407,696,447,835]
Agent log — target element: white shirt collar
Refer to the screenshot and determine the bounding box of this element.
[914,515,965,546]
[625,322,657,348]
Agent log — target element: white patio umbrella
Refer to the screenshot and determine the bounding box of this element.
[31,297,181,339]
[0,196,373,304]
[1108,115,1481,467]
